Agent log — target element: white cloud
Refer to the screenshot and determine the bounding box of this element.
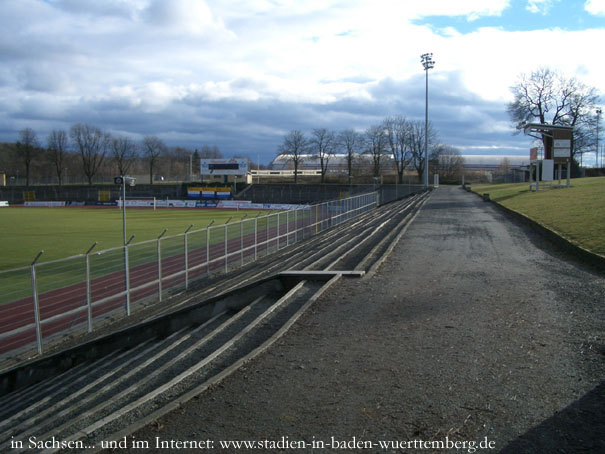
[585,0,605,15]
[0,0,603,162]
[423,24,605,102]
[144,0,231,35]
[526,0,560,15]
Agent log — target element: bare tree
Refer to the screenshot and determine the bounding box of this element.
[199,145,223,158]
[364,126,387,178]
[383,116,412,183]
[70,124,110,186]
[408,120,437,182]
[508,67,599,161]
[192,149,201,174]
[47,129,69,185]
[142,136,167,184]
[498,157,511,175]
[111,136,138,176]
[430,144,464,181]
[162,146,184,178]
[277,130,307,183]
[310,128,335,183]
[338,129,363,180]
[17,127,39,187]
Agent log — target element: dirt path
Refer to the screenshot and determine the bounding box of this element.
[128,186,604,453]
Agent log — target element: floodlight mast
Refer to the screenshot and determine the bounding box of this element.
[421,53,435,189]
[597,108,602,168]
[122,178,127,246]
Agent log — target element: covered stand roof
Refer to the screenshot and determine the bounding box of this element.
[522,122,573,140]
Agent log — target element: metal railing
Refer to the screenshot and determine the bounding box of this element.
[0,191,383,358]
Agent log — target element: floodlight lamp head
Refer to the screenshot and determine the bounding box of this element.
[421,52,435,70]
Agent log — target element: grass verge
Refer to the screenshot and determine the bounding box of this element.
[472,177,605,256]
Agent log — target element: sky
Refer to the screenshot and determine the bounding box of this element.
[0,0,604,165]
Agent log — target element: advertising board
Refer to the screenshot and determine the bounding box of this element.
[200,159,248,176]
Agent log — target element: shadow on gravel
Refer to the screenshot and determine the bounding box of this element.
[500,380,605,453]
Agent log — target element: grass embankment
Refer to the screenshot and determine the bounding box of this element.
[0,208,265,270]
[472,177,605,256]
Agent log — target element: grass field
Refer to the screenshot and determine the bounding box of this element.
[0,207,266,270]
[472,176,605,256]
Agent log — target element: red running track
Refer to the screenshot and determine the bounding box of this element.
[0,216,318,355]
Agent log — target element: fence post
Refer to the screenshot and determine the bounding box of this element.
[344,197,347,221]
[157,229,167,302]
[277,212,281,250]
[206,220,214,275]
[224,217,232,273]
[240,214,248,266]
[124,235,134,316]
[30,251,44,355]
[85,242,97,333]
[286,211,290,246]
[347,197,350,220]
[184,225,193,290]
[254,213,260,261]
[295,208,298,243]
[319,202,328,232]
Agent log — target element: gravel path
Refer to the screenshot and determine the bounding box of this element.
[125,186,604,453]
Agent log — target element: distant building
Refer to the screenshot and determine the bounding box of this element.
[460,155,529,171]
[271,153,529,173]
[271,153,396,174]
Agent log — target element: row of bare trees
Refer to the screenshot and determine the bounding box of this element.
[277,66,600,183]
[277,117,451,183]
[1,124,225,186]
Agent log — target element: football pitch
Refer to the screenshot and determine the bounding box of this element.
[0,207,267,271]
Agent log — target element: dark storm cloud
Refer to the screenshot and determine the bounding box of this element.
[0,68,527,164]
[1,0,601,166]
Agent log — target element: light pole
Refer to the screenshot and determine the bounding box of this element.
[597,108,602,168]
[115,175,136,314]
[115,176,136,245]
[421,52,435,188]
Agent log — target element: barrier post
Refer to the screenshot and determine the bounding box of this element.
[85,242,97,333]
[286,211,290,246]
[184,225,193,290]
[224,217,232,273]
[124,235,134,316]
[295,208,298,243]
[240,214,248,266]
[277,212,281,250]
[206,220,214,275]
[30,251,44,355]
[255,213,261,261]
[157,229,167,302]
